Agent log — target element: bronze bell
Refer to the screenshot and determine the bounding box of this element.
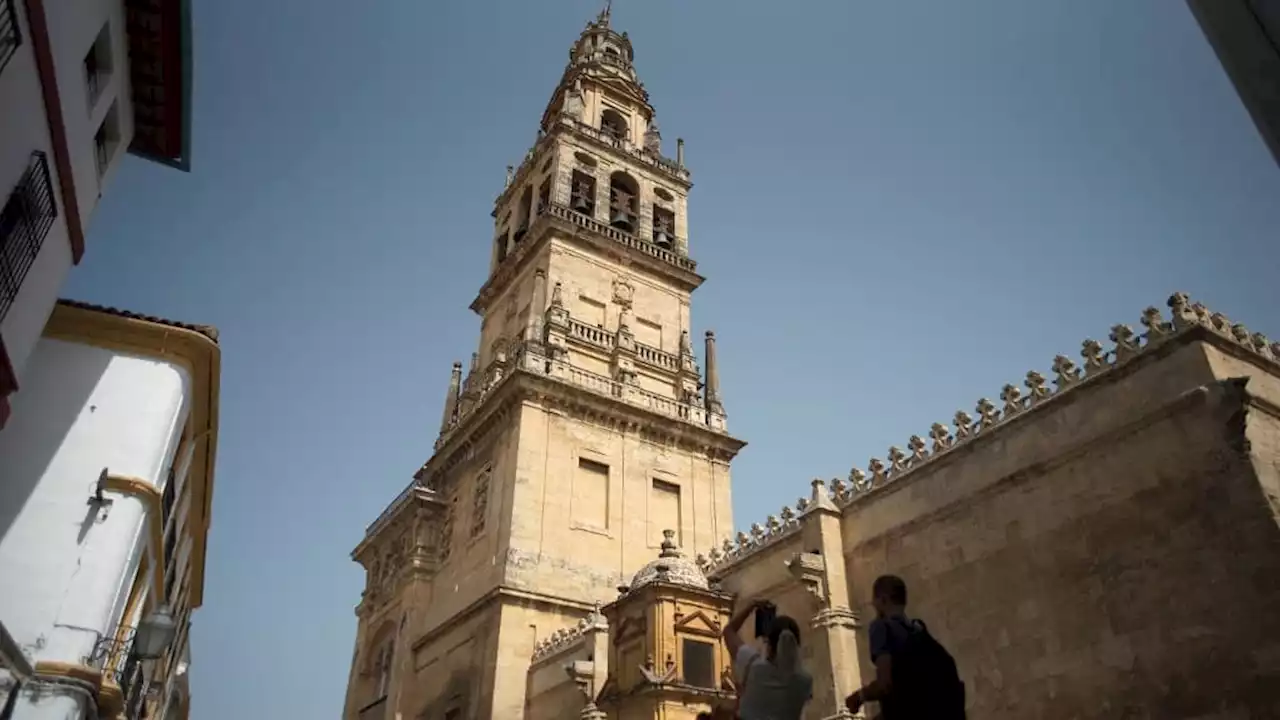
[610,210,634,231]
[653,230,672,249]
[571,194,592,212]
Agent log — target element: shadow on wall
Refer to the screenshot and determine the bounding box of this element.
[416,670,472,720]
[0,339,112,545]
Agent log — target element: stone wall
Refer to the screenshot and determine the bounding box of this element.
[697,294,1280,719]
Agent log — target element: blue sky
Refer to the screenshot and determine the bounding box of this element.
[67,0,1278,716]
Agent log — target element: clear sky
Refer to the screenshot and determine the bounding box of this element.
[65,0,1278,716]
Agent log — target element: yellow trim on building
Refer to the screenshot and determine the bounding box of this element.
[41,302,221,610]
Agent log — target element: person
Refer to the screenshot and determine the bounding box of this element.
[845,575,966,719]
[722,598,813,720]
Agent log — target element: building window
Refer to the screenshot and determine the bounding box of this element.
[608,172,638,232]
[652,206,675,250]
[682,638,715,688]
[84,23,113,109]
[571,458,610,530]
[570,170,596,217]
[0,152,58,322]
[537,177,551,216]
[513,186,533,244]
[600,108,629,145]
[650,479,681,547]
[94,103,121,178]
[470,466,490,538]
[0,0,21,76]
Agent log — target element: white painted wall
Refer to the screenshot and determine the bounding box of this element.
[0,0,132,398]
[0,0,70,389]
[41,0,134,220]
[0,337,191,718]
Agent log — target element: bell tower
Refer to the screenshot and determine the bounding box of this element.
[343,6,746,719]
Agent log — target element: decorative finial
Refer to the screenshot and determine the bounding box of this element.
[505,165,514,188]
[597,0,612,26]
[676,138,685,167]
[659,529,680,558]
[439,361,463,435]
[703,330,723,415]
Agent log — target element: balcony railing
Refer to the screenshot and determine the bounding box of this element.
[566,317,680,372]
[0,152,58,322]
[545,202,696,273]
[0,0,19,77]
[86,628,144,715]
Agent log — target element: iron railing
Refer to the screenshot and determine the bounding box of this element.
[86,628,145,717]
[0,0,20,77]
[0,151,58,322]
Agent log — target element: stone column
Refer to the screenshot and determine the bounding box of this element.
[790,480,866,719]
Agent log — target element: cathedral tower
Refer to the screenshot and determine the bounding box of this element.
[343,7,746,719]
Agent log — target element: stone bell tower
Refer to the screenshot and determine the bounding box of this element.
[342,5,747,719]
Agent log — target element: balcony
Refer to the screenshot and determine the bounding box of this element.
[0,152,58,321]
[0,0,19,76]
[566,316,680,372]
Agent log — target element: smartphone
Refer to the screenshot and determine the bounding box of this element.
[754,601,777,639]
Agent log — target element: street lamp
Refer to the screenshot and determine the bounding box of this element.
[132,606,178,660]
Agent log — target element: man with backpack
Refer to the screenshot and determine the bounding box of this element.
[845,575,966,719]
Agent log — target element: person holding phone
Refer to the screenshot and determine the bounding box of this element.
[722,598,813,720]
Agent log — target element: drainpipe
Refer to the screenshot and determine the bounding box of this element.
[94,470,168,612]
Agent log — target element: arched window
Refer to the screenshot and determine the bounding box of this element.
[571,170,596,217]
[652,205,675,250]
[608,172,639,232]
[604,172,634,230]
[513,186,533,244]
[600,109,629,145]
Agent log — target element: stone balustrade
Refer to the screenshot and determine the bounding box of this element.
[566,317,680,372]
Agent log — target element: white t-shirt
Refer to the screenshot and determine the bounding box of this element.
[734,644,813,720]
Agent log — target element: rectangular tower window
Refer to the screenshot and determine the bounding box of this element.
[439,493,457,562]
[650,479,681,547]
[682,638,715,688]
[572,458,610,530]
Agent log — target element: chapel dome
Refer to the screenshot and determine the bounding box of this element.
[629,529,709,591]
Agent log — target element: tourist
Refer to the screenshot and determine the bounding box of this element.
[721,598,813,720]
[845,575,966,719]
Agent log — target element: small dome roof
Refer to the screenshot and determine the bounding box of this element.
[629,530,708,591]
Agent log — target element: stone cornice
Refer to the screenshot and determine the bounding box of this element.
[410,585,600,654]
[352,485,444,560]
[421,365,746,488]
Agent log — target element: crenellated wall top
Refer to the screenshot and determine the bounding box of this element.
[697,291,1279,575]
[529,605,608,664]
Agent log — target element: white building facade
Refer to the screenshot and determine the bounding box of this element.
[0,0,192,428]
[0,301,219,720]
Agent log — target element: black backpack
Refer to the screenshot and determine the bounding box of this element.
[881,618,966,720]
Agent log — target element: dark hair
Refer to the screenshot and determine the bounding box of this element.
[766,614,802,651]
[872,575,908,605]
